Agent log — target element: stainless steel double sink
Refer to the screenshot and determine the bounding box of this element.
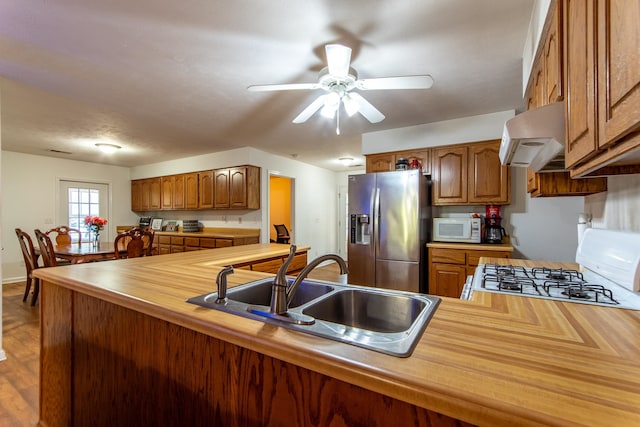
[187,278,440,357]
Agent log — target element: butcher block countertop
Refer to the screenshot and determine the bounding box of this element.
[33,249,640,426]
[427,240,514,252]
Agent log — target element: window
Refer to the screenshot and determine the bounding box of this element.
[68,187,101,242]
[59,180,110,242]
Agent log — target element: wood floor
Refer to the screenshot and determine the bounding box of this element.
[0,264,345,426]
[0,281,39,427]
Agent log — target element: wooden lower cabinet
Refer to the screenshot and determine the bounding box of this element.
[155,234,259,254]
[234,251,307,275]
[40,284,467,427]
[429,247,511,298]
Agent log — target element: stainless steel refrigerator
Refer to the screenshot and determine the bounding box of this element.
[347,170,431,293]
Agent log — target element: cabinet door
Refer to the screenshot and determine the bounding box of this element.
[564,0,598,167]
[173,174,186,209]
[184,173,199,209]
[366,153,395,173]
[597,0,640,149]
[432,146,467,205]
[544,4,563,104]
[149,178,162,210]
[229,167,248,209]
[161,176,174,210]
[131,180,143,211]
[199,170,214,209]
[468,141,510,204]
[429,263,467,298]
[214,169,230,209]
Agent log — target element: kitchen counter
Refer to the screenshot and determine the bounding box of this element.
[427,240,514,252]
[33,249,640,426]
[154,227,260,238]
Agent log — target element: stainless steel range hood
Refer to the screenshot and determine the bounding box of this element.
[499,102,566,172]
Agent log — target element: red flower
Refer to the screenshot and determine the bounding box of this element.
[84,215,108,229]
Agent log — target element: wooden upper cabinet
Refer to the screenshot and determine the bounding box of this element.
[131,180,143,211]
[161,176,175,209]
[432,146,467,205]
[199,170,214,209]
[365,149,430,174]
[544,4,563,104]
[131,166,259,212]
[215,165,261,210]
[468,141,510,204]
[563,0,640,176]
[366,153,395,173]
[564,0,598,168]
[214,169,230,209]
[184,173,199,209]
[597,0,640,149]
[432,140,509,206]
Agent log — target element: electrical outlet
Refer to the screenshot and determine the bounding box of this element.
[44,218,53,224]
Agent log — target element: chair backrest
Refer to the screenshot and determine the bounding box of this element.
[46,226,82,245]
[34,229,58,267]
[273,224,290,243]
[114,227,155,259]
[15,228,39,274]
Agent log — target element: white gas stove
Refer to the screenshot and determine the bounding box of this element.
[464,229,640,310]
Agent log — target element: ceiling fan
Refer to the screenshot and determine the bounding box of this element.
[247,44,434,133]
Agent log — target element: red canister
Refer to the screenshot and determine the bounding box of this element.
[486,205,501,219]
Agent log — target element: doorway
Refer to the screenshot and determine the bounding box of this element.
[269,175,294,243]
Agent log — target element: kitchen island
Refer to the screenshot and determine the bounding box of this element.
[33,248,640,426]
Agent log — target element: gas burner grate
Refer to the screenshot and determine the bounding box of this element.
[542,282,619,305]
[531,267,584,282]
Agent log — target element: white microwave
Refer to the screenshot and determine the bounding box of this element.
[433,218,482,243]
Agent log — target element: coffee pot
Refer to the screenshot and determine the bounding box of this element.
[484,217,506,244]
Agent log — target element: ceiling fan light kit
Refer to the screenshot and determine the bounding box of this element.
[247,43,434,129]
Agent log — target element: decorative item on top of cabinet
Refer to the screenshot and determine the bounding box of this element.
[564,0,640,177]
[428,247,511,298]
[365,149,430,175]
[432,140,510,206]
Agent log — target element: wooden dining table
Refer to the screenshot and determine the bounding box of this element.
[38,241,126,264]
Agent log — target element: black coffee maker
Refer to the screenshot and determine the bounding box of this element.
[484,205,506,244]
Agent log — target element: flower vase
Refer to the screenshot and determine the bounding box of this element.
[93,230,100,248]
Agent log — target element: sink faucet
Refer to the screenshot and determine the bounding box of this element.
[270,245,348,315]
[215,265,234,303]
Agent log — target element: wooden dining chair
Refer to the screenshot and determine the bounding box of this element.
[15,228,41,305]
[34,229,59,268]
[46,226,82,245]
[273,224,290,244]
[114,227,155,259]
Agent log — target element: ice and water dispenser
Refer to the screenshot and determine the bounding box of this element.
[350,214,371,245]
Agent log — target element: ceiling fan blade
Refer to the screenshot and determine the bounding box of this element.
[349,93,385,123]
[355,75,434,90]
[292,95,327,123]
[247,83,321,92]
[325,44,352,77]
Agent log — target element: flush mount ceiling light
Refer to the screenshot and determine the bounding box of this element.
[339,157,354,166]
[95,143,121,154]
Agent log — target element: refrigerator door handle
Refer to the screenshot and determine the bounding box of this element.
[374,187,380,256]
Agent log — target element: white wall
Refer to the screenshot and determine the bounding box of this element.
[130,147,341,260]
[585,174,640,232]
[1,151,138,282]
[362,110,515,153]
[362,110,585,263]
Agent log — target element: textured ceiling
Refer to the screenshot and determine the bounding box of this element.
[0,0,534,171]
